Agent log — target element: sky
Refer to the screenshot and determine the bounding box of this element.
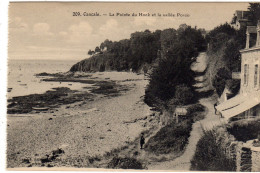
[8,2,250,60]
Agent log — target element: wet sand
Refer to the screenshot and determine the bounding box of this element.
[7,72,153,168]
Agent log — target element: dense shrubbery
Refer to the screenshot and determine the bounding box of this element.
[171,84,195,106]
[145,103,205,155]
[205,23,243,95]
[207,3,260,94]
[225,79,241,98]
[107,156,143,169]
[248,3,260,25]
[145,119,193,155]
[212,67,231,97]
[227,118,260,142]
[70,30,161,73]
[144,25,206,108]
[191,128,236,171]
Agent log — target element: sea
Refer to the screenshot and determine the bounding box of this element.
[7,59,86,99]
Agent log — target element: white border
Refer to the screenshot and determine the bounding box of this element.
[1,1,260,173]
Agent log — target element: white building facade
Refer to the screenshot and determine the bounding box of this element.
[217,21,260,120]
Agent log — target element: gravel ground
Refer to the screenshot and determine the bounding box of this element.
[7,72,151,168]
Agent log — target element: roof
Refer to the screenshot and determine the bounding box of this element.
[240,46,260,53]
[216,94,245,111]
[216,92,260,120]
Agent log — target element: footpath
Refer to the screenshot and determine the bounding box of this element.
[148,52,226,170]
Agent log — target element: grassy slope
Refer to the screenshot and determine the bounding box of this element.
[145,104,205,155]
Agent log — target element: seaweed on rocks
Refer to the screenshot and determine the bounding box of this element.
[7,87,93,114]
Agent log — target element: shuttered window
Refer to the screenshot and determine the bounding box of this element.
[254,64,258,88]
[244,64,248,85]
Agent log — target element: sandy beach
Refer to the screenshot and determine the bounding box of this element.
[7,72,154,168]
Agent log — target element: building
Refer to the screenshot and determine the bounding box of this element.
[216,21,260,120]
[231,10,253,30]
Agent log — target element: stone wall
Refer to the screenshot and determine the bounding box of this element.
[234,143,260,172]
[251,148,260,172]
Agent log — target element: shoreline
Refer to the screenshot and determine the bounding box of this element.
[7,71,156,168]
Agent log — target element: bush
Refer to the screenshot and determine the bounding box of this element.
[107,157,143,169]
[227,118,260,142]
[188,104,206,122]
[171,84,194,106]
[225,79,240,98]
[145,119,192,155]
[187,104,205,114]
[213,67,231,97]
[191,129,236,171]
[205,22,244,91]
[144,25,205,108]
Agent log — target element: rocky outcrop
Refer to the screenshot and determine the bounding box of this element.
[70,53,115,72]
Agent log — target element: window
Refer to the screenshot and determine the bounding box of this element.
[254,64,258,88]
[244,64,249,85]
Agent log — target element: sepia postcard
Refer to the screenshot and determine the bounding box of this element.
[5,1,260,172]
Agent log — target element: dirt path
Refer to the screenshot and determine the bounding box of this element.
[148,97,226,170]
[148,52,227,170]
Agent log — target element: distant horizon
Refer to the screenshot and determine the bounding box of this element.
[9,2,249,60]
[8,57,84,61]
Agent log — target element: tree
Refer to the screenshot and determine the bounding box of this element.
[223,39,241,72]
[248,3,260,25]
[100,42,105,51]
[87,49,93,55]
[213,68,232,97]
[169,84,194,106]
[205,23,236,44]
[144,25,206,108]
[95,46,101,53]
[160,28,177,54]
[103,39,113,51]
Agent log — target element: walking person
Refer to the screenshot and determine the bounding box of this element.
[140,133,145,149]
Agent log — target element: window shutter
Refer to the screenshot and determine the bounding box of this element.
[244,64,247,85]
[254,64,258,88]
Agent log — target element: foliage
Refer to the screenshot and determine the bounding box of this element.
[225,79,240,97]
[145,103,205,155]
[107,157,143,169]
[205,21,245,95]
[223,39,242,72]
[206,23,236,48]
[172,84,194,106]
[88,49,95,55]
[190,129,236,171]
[95,46,101,53]
[212,67,231,97]
[160,28,177,54]
[187,104,205,114]
[144,25,206,108]
[71,29,161,73]
[227,118,260,142]
[248,3,260,25]
[206,3,260,95]
[145,119,193,155]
